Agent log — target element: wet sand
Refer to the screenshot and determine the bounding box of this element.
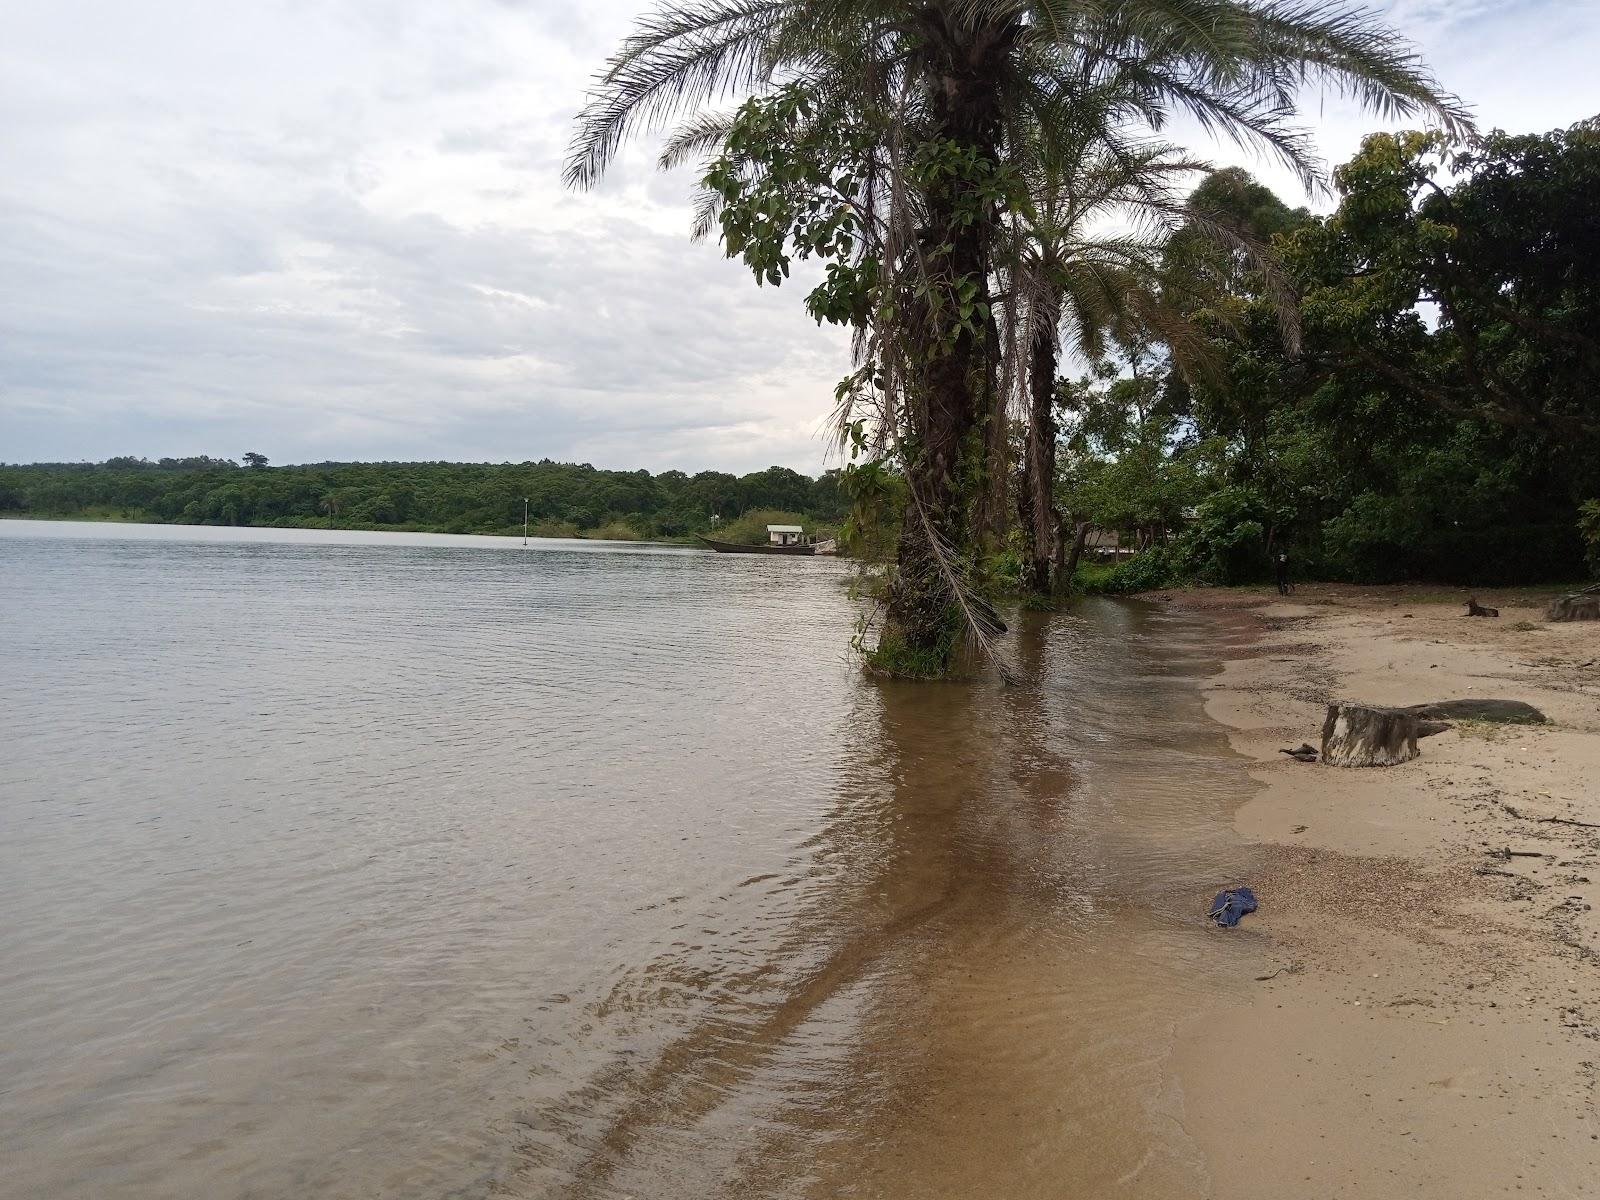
[1172,584,1600,1197]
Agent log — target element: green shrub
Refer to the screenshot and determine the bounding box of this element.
[530,519,581,539]
[1321,493,1430,583]
[862,604,962,679]
[1076,548,1172,594]
[1071,561,1118,593]
[1581,500,1600,577]
[713,508,812,545]
[588,520,638,541]
[838,458,905,561]
[1171,487,1270,584]
[984,545,1024,592]
[1324,493,1583,584]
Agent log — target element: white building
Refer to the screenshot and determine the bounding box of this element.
[766,524,805,546]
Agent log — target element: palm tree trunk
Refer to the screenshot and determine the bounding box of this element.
[1017,448,1036,586]
[1023,318,1059,596]
[878,16,1015,672]
[1058,518,1090,593]
[881,222,994,667]
[974,305,1010,555]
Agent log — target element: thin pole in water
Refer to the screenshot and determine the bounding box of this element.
[523,497,529,546]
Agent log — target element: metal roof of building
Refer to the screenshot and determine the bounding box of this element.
[766,524,804,533]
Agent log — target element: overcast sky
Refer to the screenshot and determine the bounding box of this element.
[3,1,1596,474]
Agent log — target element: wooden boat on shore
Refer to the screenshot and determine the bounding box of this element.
[699,522,837,556]
[698,536,816,556]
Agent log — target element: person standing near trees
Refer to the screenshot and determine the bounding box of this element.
[1275,549,1292,596]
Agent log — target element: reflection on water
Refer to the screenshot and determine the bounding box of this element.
[0,521,1251,1199]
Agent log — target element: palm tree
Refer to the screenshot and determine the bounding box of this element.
[997,75,1197,596]
[567,0,1469,674]
[1001,110,1287,599]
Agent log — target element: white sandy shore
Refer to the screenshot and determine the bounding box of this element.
[1170,585,1600,1198]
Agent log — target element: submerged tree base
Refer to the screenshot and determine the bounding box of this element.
[863,624,962,681]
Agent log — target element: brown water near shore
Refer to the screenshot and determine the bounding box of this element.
[554,608,1260,1200]
[1,521,1255,1199]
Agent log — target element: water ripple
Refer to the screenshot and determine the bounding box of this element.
[0,522,1250,1200]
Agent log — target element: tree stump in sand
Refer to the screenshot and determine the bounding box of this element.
[1321,703,1422,767]
[1548,585,1600,623]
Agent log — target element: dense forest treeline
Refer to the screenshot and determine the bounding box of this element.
[0,457,848,541]
[1048,122,1600,592]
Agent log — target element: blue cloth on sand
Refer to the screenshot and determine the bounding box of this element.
[1210,886,1258,928]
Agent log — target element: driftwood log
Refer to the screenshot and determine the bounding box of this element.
[1404,699,1546,725]
[1548,583,1600,623]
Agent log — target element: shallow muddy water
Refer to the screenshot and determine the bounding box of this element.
[0,520,1252,1198]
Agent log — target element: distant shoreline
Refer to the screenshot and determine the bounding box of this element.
[0,511,697,547]
[0,459,849,551]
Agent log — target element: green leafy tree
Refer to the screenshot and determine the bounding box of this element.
[1579,501,1600,578]
[1059,346,1200,551]
[1287,121,1600,513]
[1166,124,1600,583]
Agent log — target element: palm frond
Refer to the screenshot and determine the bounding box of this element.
[905,480,1019,684]
[1249,1,1474,140]
[565,0,793,189]
[658,109,742,172]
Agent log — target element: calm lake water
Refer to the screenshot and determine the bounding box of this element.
[0,519,1253,1199]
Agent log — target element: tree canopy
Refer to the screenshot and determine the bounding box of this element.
[1059,118,1600,589]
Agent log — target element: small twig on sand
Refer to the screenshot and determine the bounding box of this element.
[1499,800,1600,830]
[1255,962,1302,982]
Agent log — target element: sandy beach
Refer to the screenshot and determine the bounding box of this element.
[1169,584,1600,1197]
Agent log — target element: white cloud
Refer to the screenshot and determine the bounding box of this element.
[1,1,1594,471]
[1188,0,1600,205]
